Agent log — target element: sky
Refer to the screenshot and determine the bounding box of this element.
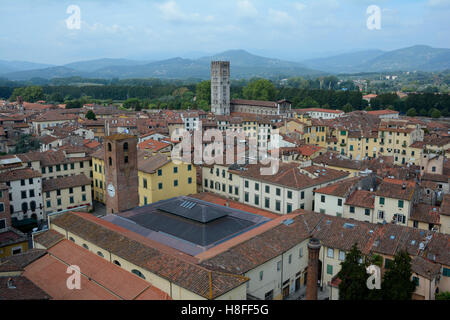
[0,0,449,65]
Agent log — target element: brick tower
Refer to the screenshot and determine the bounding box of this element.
[104,134,139,214]
[306,238,321,300]
[211,61,230,116]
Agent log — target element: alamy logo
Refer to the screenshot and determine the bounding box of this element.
[66,265,81,290]
[366,265,381,290]
[366,5,381,30]
[66,5,81,30]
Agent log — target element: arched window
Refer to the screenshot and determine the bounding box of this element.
[69,237,75,242]
[30,201,36,211]
[97,251,104,257]
[113,260,121,267]
[22,202,28,213]
[131,269,146,280]
[108,143,112,152]
[82,244,89,250]
[109,157,112,166]
[123,142,128,151]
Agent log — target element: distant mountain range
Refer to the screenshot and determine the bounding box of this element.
[0,45,449,81]
[302,45,450,73]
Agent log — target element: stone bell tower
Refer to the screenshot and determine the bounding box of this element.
[211,61,230,116]
[104,134,139,214]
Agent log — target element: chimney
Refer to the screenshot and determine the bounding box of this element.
[306,238,322,300]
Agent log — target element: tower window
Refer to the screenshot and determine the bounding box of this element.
[109,157,112,166]
[108,143,112,152]
[124,156,129,163]
[123,142,128,151]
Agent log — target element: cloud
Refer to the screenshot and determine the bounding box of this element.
[268,9,296,26]
[237,0,258,18]
[157,1,214,24]
[294,2,306,12]
[427,0,450,7]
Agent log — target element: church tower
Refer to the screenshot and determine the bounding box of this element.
[104,134,139,214]
[211,61,230,115]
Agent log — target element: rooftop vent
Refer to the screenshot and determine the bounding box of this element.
[180,201,196,209]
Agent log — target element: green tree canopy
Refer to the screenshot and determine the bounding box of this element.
[85,110,97,120]
[431,108,441,119]
[65,100,83,109]
[299,96,320,108]
[11,134,40,154]
[381,250,415,300]
[195,80,211,105]
[123,98,142,111]
[243,79,277,101]
[343,103,353,113]
[337,243,369,300]
[10,86,45,102]
[406,108,417,117]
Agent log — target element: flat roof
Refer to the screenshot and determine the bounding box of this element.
[103,196,271,256]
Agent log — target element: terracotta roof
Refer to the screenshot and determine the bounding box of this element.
[138,139,170,152]
[315,177,360,198]
[231,99,278,108]
[376,178,416,201]
[49,212,248,299]
[296,108,344,114]
[0,168,41,183]
[138,153,171,174]
[0,276,51,300]
[200,213,318,274]
[410,204,440,225]
[345,190,375,209]
[0,249,47,272]
[42,174,91,192]
[411,256,441,279]
[33,229,65,249]
[367,110,399,116]
[236,163,350,190]
[440,194,450,216]
[25,239,171,300]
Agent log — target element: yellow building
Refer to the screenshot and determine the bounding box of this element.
[42,174,93,214]
[138,154,197,205]
[92,150,106,203]
[0,229,28,259]
[92,148,196,205]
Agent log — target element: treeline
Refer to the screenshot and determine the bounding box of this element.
[1,79,449,118]
[370,92,450,117]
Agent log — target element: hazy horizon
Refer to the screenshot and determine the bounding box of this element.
[1,0,449,65]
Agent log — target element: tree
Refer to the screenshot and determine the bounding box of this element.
[406,108,417,117]
[123,98,142,111]
[11,134,40,154]
[85,110,97,120]
[431,108,441,119]
[381,250,415,300]
[343,103,353,113]
[10,86,45,102]
[337,243,369,300]
[299,97,320,108]
[243,79,277,101]
[65,100,83,109]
